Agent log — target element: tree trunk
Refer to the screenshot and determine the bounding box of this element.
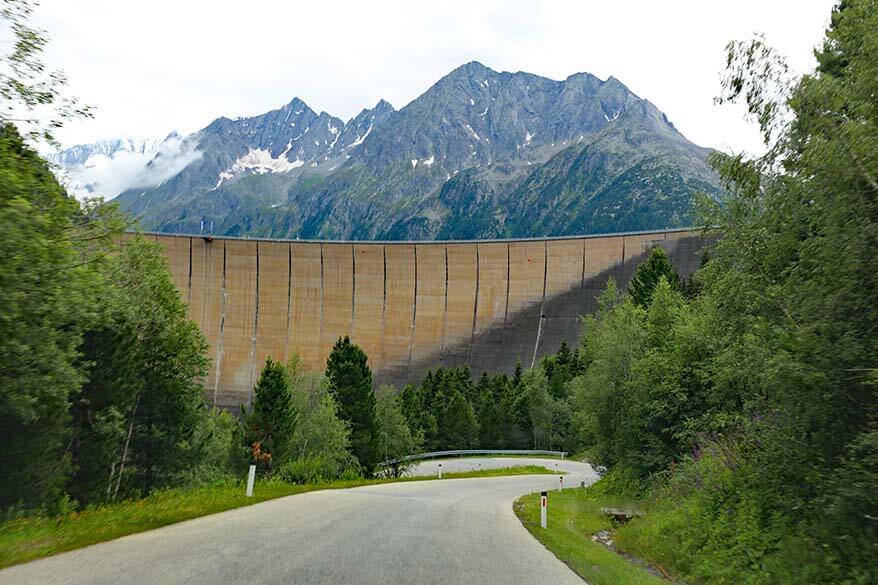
[106,459,116,502]
[113,397,139,501]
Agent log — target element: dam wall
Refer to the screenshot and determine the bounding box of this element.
[144,229,706,409]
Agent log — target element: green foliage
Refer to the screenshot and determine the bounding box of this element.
[325,336,379,474]
[440,390,480,449]
[627,247,681,308]
[187,409,245,485]
[276,456,361,484]
[814,428,878,582]
[516,369,552,449]
[0,0,91,145]
[568,4,878,583]
[476,373,517,448]
[244,358,296,473]
[281,359,362,481]
[541,341,582,400]
[72,236,210,503]
[395,358,583,453]
[375,386,422,476]
[514,485,664,585]
[0,128,88,510]
[573,281,647,470]
[1,125,215,512]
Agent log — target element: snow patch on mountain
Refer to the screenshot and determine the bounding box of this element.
[348,124,373,148]
[213,148,304,190]
[235,148,302,173]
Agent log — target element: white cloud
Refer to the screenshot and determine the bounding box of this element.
[127,134,202,189]
[34,0,835,156]
[66,134,202,199]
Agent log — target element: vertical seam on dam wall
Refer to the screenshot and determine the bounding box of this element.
[284,244,292,361]
[150,230,704,405]
[503,242,511,327]
[186,237,193,308]
[350,245,356,337]
[440,245,449,358]
[380,245,388,368]
[468,243,481,360]
[531,239,549,368]
[213,241,227,407]
[249,242,261,405]
[318,243,325,351]
[579,237,587,312]
[407,245,418,372]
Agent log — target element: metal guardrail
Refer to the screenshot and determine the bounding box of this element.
[380,449,567,467]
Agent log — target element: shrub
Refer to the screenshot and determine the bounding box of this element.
[276,455,361,485]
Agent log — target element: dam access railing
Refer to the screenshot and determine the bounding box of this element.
[380,449,567,467]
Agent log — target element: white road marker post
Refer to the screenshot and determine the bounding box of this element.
[559,475,564,492]
[540,491,548,529]
[246,464,256,497]
[438,463,443,479]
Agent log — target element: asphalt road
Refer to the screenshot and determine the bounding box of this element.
[0,458,597,585]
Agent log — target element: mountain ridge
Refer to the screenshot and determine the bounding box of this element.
[64,61,723,239]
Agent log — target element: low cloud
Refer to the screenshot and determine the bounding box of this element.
[68,134,202,199]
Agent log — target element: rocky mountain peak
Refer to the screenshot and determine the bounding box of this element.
[69,62,722,241]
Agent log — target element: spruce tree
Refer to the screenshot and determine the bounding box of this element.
[246,358,296,473]
[441,390,479,449]
[477,387,499,448]
[375,387,422,476]
[556,341,572,367]
[628,247,681,308]
[512,360,523,389]
[325,336,379,474]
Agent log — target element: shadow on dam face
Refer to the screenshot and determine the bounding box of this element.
[383,232,706,387]
[142,229,708,409]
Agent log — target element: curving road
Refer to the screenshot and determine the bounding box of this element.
[0,458,597,585]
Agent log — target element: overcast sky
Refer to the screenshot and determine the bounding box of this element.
[37,0,836,155]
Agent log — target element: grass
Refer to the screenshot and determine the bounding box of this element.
[0,464,557,569]
[513,486,668,585]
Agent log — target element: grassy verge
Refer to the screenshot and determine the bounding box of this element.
[0,464,556,569]
[514,486,667,585]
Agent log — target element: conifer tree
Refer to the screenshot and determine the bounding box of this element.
[325,336,379,473]
[441,390,479,449]
[512,360,523,388]
[628,247,681,308]
[245,358,296,474]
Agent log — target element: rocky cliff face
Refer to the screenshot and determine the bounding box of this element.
[99,62,722,239]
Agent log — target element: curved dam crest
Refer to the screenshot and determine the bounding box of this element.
[142,229,706,409]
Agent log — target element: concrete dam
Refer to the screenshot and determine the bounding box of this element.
[146,229,706,409]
